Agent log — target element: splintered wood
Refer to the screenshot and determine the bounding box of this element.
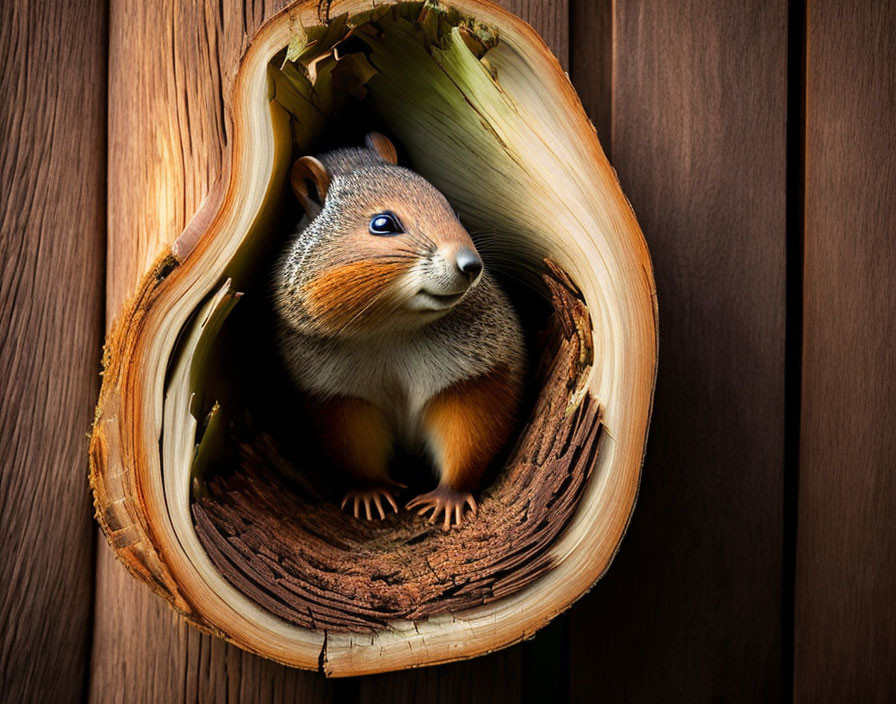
[192,263,602,632]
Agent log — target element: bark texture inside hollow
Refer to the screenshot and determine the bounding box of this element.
[191,262,602,632]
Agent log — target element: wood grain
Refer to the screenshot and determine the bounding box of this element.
[795,3,896,700]
[92,0,333,701]
[358,648,522,704]
[500,0,568,70]
[569,1,789,700]
[90,547,333,703]
[0,0,106,701]
[570,0,613,156]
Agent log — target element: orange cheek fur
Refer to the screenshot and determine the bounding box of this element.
[422,365,521,491]
[304,259,412,333]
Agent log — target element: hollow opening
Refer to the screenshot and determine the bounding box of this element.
[175,3,603,632]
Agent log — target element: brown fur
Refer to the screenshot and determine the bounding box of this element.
[314,396,393,482]
[422,365,521,491]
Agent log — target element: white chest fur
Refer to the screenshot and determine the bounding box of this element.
[284,330,484,447]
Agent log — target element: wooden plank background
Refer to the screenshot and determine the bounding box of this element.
[1,0,894,701]
[570,1,789,701]
[0,1,106,702]
[795,2,896,701]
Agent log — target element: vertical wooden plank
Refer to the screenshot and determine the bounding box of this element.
[501,0,569,69]
[355,2,567,702]
[358,651,522,704]
[570,0,613,155]
[0,0,106,701]
[569,1,788,700]
[93,1,570,700]
[90,1,333,701]
[795,3,896,700]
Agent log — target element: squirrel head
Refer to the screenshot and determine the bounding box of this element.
[276,133,485,338]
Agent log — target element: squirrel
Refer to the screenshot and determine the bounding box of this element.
[272,132,525,529]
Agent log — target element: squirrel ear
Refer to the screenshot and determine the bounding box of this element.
[365,132,398,165]
[290,156,331,217]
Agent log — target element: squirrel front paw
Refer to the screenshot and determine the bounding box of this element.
[340,484,404,520]
[406,486,478,530]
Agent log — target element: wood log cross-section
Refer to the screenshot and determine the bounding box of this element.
[88,0,657,676]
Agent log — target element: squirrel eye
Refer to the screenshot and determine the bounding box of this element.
[369,212,404,236]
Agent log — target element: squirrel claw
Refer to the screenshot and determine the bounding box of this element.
[406,487,478,530]
[340,486,400,520]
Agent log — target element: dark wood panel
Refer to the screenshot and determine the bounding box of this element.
[503,0,569,69]
[91,0,333,701]
[570,0,613,156]
[795,3,896,701]
[0,0,106,701]
[569,1,788,700]
[358,649,522,704]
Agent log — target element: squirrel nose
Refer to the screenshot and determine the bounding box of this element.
[455,247,483,278]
